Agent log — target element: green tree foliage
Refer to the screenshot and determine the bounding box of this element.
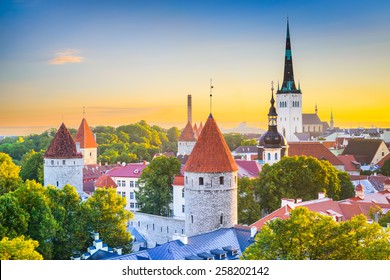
[45,185,90,260]
[0,236,43,260]
[223,133,245,151]
[20,150,44,184]
[378,210,390,228]
[0,193,29,239]
[0,152,21,195]
[255,156,350,213]
[242,207,390,260]
[240,138,258,146]
[13,180,57,259]
[237,177,261,225]
[136,156,181,216]
[84,188,134,253]
[337,171,355,199]
[380,158,390,176]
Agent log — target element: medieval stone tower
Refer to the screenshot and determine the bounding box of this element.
[43,123,84,193]
[276,19,303,142]
[74,117,98,165]
[184,114,238,237]
[258,85,288,165]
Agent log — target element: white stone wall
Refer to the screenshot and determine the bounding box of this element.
[131,212,185,248]
[263,147,282,165]
[173,185,185,218]
[184,171,238,237]
[372,141,390,165]
[44,157,84,193]
[177,141,196,156]
[110,176,140,212]
[276,93,303,142]
[80,147,97,165]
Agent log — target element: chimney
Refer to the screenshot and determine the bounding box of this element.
[187,94,192,124]
[281,198,295,208]
[113,247,123,255]
[93,232,99,240]
[172,233,180,241]
[355,183,364,199]
[318,192,325,199]
[296,198,302,204]
[180,234,188,245]
[250,226,257,238]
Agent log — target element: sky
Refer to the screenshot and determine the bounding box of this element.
[0,0,389,136]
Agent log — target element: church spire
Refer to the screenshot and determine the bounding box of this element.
[278,18,300,94]
[330,109,334,129]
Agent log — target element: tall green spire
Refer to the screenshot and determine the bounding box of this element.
[278,18,301,94]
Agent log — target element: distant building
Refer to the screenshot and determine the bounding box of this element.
[43,123,84,194]
[342,138,389,166]
[235,160,262,179]
[106,162,149,212]
[337,155,361,175]
[231,146,258,160]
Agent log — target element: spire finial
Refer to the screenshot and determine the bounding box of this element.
[209,78,214,115]
[270,81,275,106]
[83,106,85,117]
[315,103,318,115]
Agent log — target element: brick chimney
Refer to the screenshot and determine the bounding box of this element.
[187,94,192,124]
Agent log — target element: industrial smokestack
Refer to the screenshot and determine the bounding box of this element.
[187,94,192,124]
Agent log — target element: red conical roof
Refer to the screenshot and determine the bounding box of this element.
[178,121,197,141]
[74,118,97,148]
[184,114,238,173]
[44,123,83,159]
[94,174,117,188]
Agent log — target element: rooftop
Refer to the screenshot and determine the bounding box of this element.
[44,123,83,159]
[185,114,238,173]
[74,118,98,148]
[178,121,197,142]
[288,142,343,166]
[107,162,149,178]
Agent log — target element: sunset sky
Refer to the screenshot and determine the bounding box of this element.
[1,0,389,136]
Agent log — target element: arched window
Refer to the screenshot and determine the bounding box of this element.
[267,153,271,161]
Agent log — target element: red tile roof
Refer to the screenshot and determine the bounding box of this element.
[178,121,197,141]
[337,155,360,171]
[250,205,292,229]
[235,160,262,178]
[74,118,98,148]
[94,174,117,188]
[173,175,184,186]
[184,114,238,173]
[107,162,148,178]
[288,142,343,166]
[44,123,83,159]
[342,138,386,164]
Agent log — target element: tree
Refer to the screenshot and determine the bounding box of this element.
[378,210,390,228]
[223,133,245,151]
[45,185,90,260]
[0,152,21,195]
[242,207,390,260]
[167,127,180,142]
[237,177,261,225]
[255,156,345,213]
[380,158,390,176]
[13,180,57,259]
[136,156,181,216]
[338,171,355,199]
[84,188,133,253]
[20,150,44,184]
[0,193,29,239]
[0,236,43,260]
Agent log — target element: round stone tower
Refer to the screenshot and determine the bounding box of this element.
[44,123,84,193]
[184,114,238,237]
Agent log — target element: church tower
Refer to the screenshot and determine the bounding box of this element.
[276,18,303,141]
[330,109,334,130]
[184,114,238,237]
[258,84,288,165]
[44,123,84,193]
[74,118,98,165]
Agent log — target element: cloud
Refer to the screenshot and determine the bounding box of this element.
[49,50,84,65]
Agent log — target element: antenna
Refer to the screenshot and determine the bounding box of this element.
[209,78,214,114]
